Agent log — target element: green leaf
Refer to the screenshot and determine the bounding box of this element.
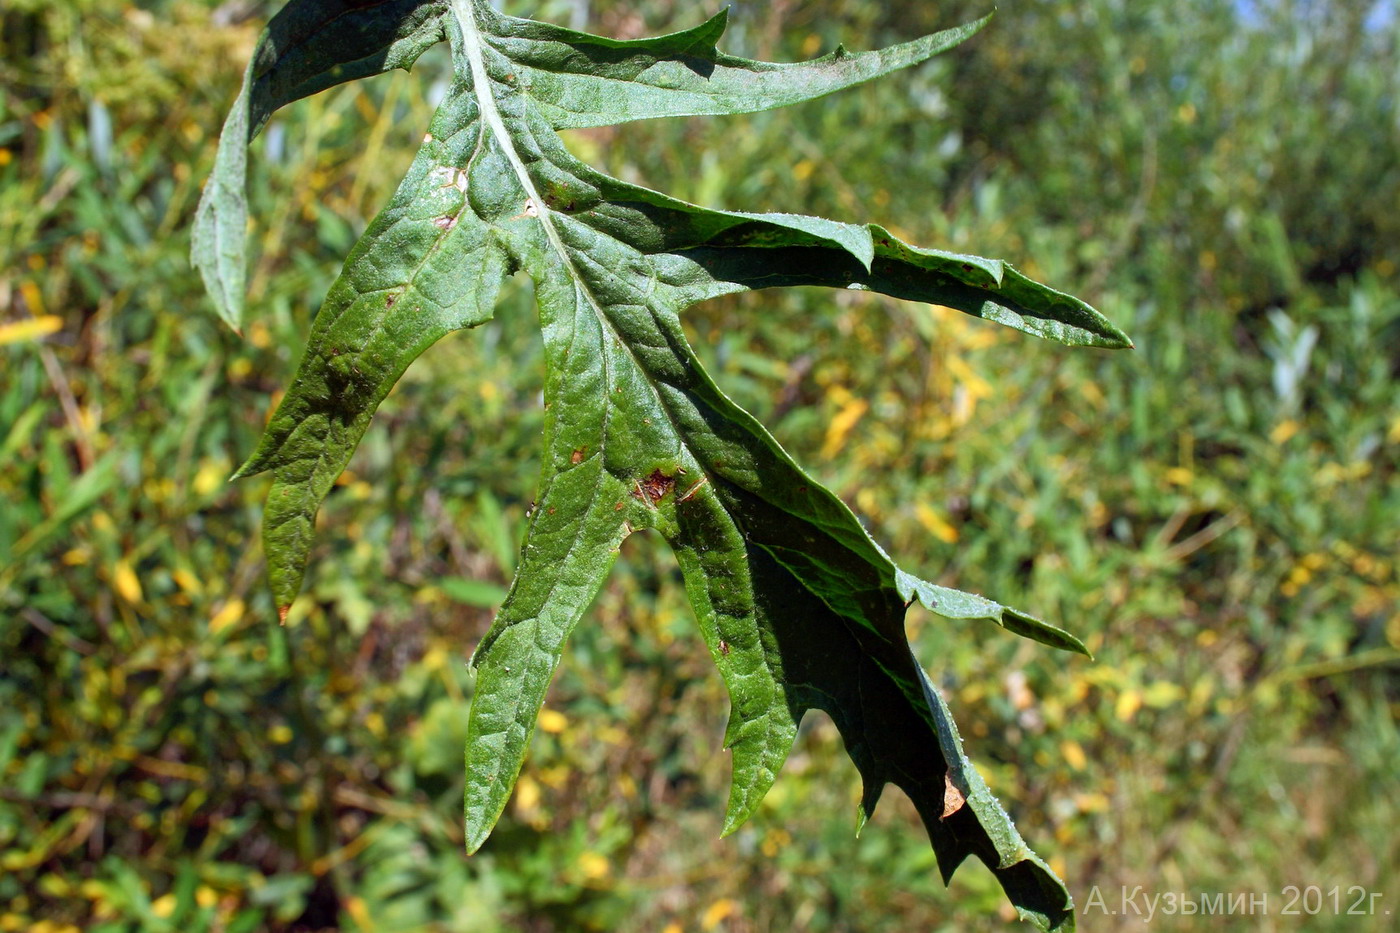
[230,75,511,608]
[208,3,1132,928]
[479,9,990,128]
[440,577,509,608]
[193,0,452,331]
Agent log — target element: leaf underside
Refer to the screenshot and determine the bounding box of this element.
[197,3,1133,930]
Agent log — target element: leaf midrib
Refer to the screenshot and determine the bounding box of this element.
[454,0,802,521]
[456,0,744,536]
[452,0,628,469]
[456,1,648,824]
[455,3,804,802]
[454,2,892,780]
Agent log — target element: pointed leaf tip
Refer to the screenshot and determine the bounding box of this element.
[463,813,491,855]
[898,572,1089,655]
[1002,609,1093,657]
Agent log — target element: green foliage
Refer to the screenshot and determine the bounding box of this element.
[192,3,1133,928]
[3,1,1398,931]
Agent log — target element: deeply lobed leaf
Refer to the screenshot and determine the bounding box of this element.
[200,3,1131,929]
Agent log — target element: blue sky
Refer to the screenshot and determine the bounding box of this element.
[1233,0,1397,30]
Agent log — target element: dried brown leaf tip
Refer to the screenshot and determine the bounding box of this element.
[941,770,967,820]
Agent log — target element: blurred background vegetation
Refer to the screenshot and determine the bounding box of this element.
[2,0,1397,930]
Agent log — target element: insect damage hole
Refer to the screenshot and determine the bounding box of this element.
[434,167,469,192]
[509,198,541,221]
[630,469,675,505]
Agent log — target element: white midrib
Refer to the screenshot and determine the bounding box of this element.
[451,0,584,297]
[452,0,627,467]
[452,4,791,831]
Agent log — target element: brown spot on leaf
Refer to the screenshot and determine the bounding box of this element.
[941,770,966,820]
[278,605,290,626]
[718,639,730,657]
[614,501,625,512]
[385,294,396,308]
[570,447,586,465]
[630,469,676,505]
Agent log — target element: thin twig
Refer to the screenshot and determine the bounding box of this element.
[14,285,94,470]
[22,607,96,655]
[1161,510,1243,565]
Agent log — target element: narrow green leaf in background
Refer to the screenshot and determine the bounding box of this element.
[197,2,1132,929]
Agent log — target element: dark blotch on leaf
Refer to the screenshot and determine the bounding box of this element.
[631,469,676,504]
